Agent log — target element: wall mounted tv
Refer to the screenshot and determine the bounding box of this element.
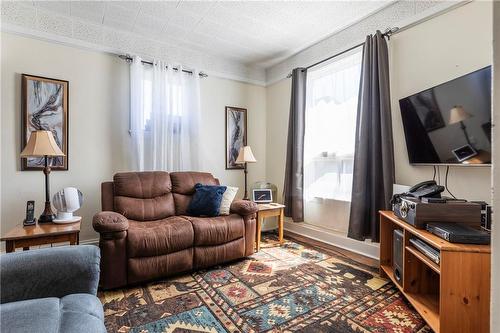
[399,66,491,166]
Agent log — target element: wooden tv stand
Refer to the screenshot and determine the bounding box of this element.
[379,211,490,333]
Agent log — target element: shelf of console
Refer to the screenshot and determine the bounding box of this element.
[381,264,440,332]
[380,211,490,253]
[379,211,490,333]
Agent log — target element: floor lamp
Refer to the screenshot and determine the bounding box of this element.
[21,130,65,223]
[236,146,257,200]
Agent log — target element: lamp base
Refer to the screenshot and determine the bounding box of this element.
[39,214,56,223]
[39,201,56,223]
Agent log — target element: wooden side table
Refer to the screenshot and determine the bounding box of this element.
[1,220,81,253]
[255,203,285,252]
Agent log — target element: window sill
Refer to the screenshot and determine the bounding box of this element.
[306,196,351,203]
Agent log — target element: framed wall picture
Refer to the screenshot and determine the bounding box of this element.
[22,74,69,170]
[225,106,247,169]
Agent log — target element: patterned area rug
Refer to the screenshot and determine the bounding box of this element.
[99,235,431,333]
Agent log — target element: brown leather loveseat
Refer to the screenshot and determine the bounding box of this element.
[92,171,257,290]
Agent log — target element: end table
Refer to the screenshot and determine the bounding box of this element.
[1,219,81,253]
[256,203,285,252]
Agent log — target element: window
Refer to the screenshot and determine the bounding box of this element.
[129,58,201,171]
[141,68,183,133]
[304,48,362,203]
[143,72,153,130]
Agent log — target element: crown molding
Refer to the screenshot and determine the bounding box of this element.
[1,24,267,86]
[2,23,124,61]
[1,2,266,86]
[266,1,469,86]
[2,1,468,87]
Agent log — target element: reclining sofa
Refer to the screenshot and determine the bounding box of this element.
[0,246,105,333]
[93,171,258,289]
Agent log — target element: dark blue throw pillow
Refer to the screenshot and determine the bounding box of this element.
[187,183,227,217]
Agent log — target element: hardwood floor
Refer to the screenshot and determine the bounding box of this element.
[282,230,379,268]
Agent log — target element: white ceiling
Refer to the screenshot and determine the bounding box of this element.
[27,0,393,68]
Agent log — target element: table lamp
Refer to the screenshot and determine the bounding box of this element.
[236,146,257,200]
[20,130,65,223]
[449,105,473,146]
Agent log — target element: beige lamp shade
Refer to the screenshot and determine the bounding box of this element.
[236,146,257,164]
[449,106,472,125]
[20,130,65,157]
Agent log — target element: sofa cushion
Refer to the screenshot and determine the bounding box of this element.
[127,217,194,258]
[114,195,175,221]
[194,238,246,269]
[170,172,219,195]
[185,214,245,246]
[172,193,192,216]
[0,294,105,333]
[219,186,238,215]
[128,248,193,284]
[171,172,219,215]
[0,246,101,304]
[59,294,105,332]
[114,171,172,198]
[187,184,227,217]
[1,298,59,333]
[113,172,175,221]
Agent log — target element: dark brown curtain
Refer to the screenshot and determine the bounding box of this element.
[283,68,307,222]
[348,31,395,242]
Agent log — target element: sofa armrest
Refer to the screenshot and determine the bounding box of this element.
[0,245,100,304]
[230,200,258,216]
[93,211,129,233]
[93,212,128,289]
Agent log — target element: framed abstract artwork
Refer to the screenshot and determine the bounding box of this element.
[21,74,69,170]
[225,106,247,169]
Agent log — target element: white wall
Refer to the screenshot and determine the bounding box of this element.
[266,2,493,210]
[265,78,290,204]
[491,0,499,329]
[199,76,266,197]
[390,1,492,203]
[264,2,492,257]
[0,32,267,244]
[1,32,129,245]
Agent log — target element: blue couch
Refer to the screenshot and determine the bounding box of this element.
[0,245,106,333]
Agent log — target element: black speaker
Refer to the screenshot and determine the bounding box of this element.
[393,229,404,285]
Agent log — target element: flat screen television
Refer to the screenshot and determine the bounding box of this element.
[399,66,491,166]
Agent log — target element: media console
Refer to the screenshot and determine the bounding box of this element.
[379,211,490,333]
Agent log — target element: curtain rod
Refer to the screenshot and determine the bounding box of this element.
[118,55,208,78]
[286,27,399,78]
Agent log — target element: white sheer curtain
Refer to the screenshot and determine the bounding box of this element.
[130,56,201,171]
[304,49,362,202]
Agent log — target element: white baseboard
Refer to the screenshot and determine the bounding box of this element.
[284,221,380,260]
[80,238,99,246]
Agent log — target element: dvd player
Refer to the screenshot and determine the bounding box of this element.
[409,238,440,265]
[426,223,490,245]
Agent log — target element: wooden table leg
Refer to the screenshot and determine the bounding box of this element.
[6,241,15,253]
[278,208,284,244]
[256,214,263,252]
[69,233,77,245]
